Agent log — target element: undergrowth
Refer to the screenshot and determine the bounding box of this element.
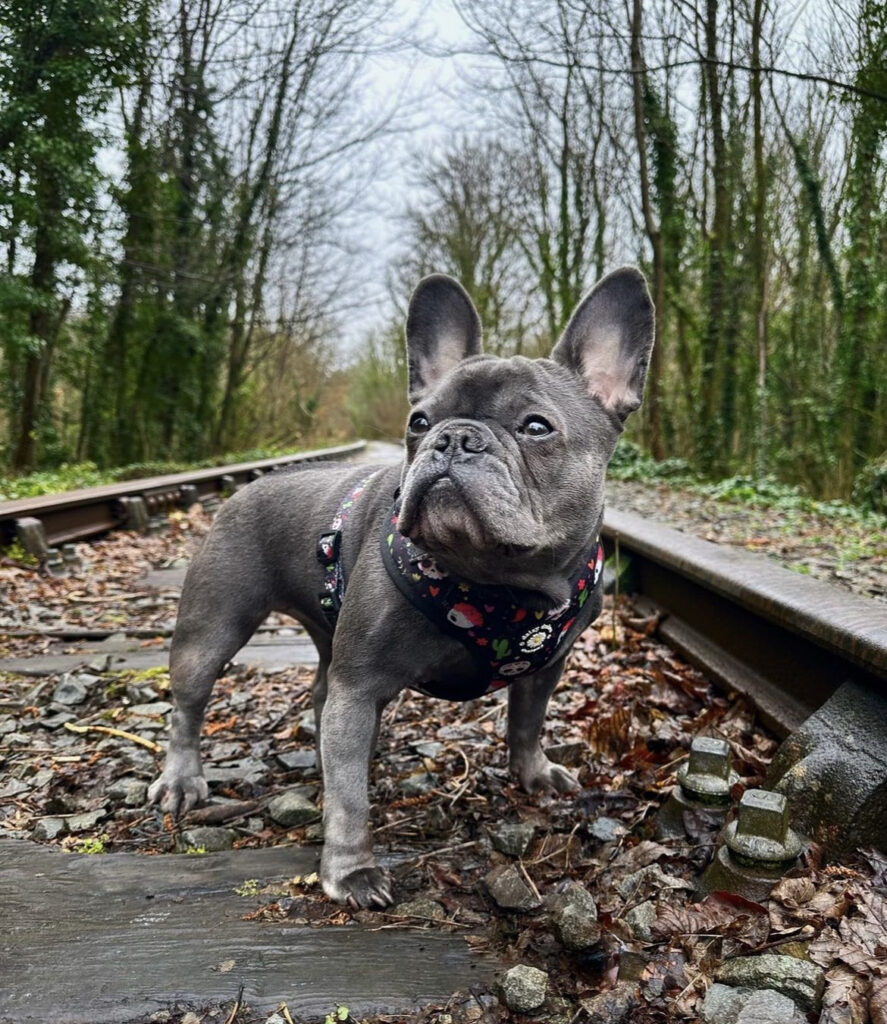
[609,441,887,529]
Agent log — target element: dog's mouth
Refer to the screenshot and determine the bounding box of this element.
[398,467,537,559]
[399,475,483,548]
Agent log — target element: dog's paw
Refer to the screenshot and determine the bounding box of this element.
[147,770,209,817]
[323,866,393,909]
[512,754,581,795]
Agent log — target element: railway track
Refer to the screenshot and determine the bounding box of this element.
[2,441,885,1022]
[3,439,883,735]
[0,441,365,550]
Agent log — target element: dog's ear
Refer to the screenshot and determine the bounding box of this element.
[406,274,483,402]
[551,267,655,420]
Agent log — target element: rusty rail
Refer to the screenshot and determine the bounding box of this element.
[602,508,887,735]
[0,442,366,548]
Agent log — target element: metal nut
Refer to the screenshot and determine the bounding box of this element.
[45,546,65,575]
[677,736,739,802]
[725,789,804,865]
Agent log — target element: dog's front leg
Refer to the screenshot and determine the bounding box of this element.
[507,662,580,794]
[319,677,394,908]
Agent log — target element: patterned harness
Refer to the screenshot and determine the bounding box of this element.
[317,476,605,702]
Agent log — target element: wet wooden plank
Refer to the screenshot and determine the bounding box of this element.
[0,635,318,676]
[0,839,492,1024]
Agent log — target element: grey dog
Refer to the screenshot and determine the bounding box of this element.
[148,267,655,908]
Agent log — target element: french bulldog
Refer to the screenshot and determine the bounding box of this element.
[148,267,655,908]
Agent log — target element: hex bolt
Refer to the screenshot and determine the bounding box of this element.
[179,484,199,510]
[45,547,65,575]
[677,736,739,804]
[724,789,804,867]
[147,515,165,536]
[61,543,82,569]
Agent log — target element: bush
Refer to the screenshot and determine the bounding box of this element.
[852,454,887,515]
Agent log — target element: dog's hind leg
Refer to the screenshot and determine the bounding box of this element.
[148,580,268,817]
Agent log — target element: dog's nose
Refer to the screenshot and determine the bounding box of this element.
[433,423,488,454]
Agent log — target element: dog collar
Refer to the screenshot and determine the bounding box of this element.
[380,502,605,701]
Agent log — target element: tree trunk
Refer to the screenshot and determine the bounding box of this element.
[630,0,665,459]
[698,0,729,473]
[751,0,769,475]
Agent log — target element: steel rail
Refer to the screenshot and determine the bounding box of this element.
[0,441,366,548]
[602,507,887,736]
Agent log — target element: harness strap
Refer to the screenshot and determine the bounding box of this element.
[316,473,377,625]
[380,500,605,700]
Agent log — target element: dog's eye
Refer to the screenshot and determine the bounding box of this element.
[409,413,431,434]
[519,416,553,437]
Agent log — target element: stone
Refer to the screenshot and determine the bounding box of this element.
[484,864,541,912]
[204,757,269,787]
[127,701,173,718]
[500,964,548,1013]
[0,779,30,799]
[624,900,656,941]
[32,817,68,841]
[275,749,316,771]
[267,790,320,828]
[393,898,445,921]
[52,675,89,706]
[67,808,107,832]
[294,709,316,740]
[177,827,237,853]
[546,881,601,950]
[701,984,807,1024]
[715,955,825,1014]
[589,816,627,842]
[580,983,638,1024]
[39,711,76,731]
[107,777,149,807]
[411,740,444,758]
[304,822,324,843]
[400,771,439,797]
[489,822,535,858]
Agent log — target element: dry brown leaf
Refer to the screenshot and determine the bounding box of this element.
[771,876,816,908]
[820,965,869,1024]
[612,840,672,875]
[871,976,887,1024]
[650,892,769,949]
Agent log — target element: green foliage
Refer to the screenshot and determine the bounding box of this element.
[1,539,38,567]
[852,455,887,515]
[0,463,107,501]
[323,1007,351,1024]
[73,835,108,855]
[607,440,694,484]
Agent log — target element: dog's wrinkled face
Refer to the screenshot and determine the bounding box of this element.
[399,269,655,605]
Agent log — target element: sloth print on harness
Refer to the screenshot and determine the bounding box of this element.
[381,503,606,696]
